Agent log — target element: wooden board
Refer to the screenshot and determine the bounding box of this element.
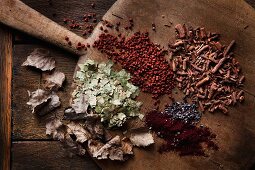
[12,141,99,170]
[10,0,115,169]
[0,24,12,170]
[73,0,255,169]
[5,0,255,169]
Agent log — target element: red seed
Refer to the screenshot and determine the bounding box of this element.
[91,3,95,8]
[64,36,69,41]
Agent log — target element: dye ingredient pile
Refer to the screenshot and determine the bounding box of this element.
[71,59,143,128]
[93,32,175,99]
[169,24,245,114]
[146,102,218,156]
[22,5,246,162]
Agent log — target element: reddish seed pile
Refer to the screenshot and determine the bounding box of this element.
[146,109,218,156]
[93,32,175,98]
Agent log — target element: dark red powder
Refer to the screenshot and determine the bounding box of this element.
[145,110,218,156]
[93,32,175,98]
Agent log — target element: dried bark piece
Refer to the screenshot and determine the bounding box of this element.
[67,122,91,143]
[27,89,61,115]
[42,71,65,91]
[22,48,56,71]
[175,24,186,38]
[130,128,154,147]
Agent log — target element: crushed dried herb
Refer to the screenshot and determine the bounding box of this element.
[72,59,142,128]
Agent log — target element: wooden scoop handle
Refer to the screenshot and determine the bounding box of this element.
[0,0,87,56]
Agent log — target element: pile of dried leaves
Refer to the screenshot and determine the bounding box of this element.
[23,48,65,116]
[23,49,153,161]
[46,118,154,161]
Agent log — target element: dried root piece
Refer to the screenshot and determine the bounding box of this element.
[130,128,154,147]
[42,71,65,91]
[27,89,61,115]
[22,48,56,71]
[169,24,245,114]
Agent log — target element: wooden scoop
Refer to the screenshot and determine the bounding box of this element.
[0,0,87,56]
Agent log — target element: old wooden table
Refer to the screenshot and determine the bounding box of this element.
[0,0,254,170]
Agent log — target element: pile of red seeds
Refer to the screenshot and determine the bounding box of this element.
[93,32,175,98]
[146,107,218,156]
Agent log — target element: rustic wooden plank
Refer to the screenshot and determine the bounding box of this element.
[12,141,100,170]
[14,0,117,44]
[246,0,255,8]
[0,24,12,170]
[12,44,78,140]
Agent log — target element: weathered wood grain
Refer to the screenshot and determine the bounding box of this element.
[246,0,255,8]
[12,141,100,170]
[0,25,12,170]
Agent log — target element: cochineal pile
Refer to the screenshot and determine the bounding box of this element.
[146,102,218,156]
[93,32,175,99]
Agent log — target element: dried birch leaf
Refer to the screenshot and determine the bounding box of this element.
[64,133,86,156]
[22,48,56,71]
[42,71,65,91]
[84,118,105,140]
[108,147,124,161]
[87,139,104,157]
[130,128,154,147]
[71,94,89,114]
[46,119,86,156]
[46,119,65,140]
[27,89,61,115]
[88,136,124,161]
[27,89,51,113]
[67,122,91,143]
[121,137,133,155]
[63,107,87,120]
